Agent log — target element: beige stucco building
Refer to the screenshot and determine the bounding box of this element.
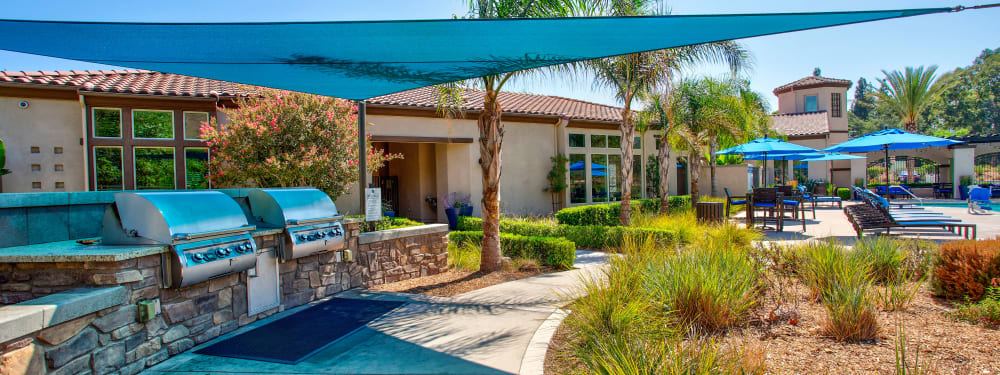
[769,75,865,187]
[0,70,689,223]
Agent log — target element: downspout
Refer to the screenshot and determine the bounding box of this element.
[78,91,89,191]
[358,100,368,216]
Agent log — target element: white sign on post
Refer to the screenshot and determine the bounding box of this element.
[365,188,382,222]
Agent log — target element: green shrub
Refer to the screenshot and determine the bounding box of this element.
[822,264,880,341]
[798,241,860,300]
[358,216,423,233]
[456,216,680,250]
[948,285,1000,329]
[645,246,765,332]
[837,187,852,201]
[448,241,481,272]
[555,196,691,226]
[447,231,575,269]
[854,236,907,284]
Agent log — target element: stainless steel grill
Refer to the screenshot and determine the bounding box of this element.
[247,188,345,260]
[101,191,258,288]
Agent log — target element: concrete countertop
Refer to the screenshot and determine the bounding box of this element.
[0,228,287,263]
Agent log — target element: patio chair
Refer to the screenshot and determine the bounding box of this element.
[776,186,808,231]
[723,187,746,218]
[933,183,953,199]
[800,185,841,210]
[968,186,993,214]
[748,188,782,231]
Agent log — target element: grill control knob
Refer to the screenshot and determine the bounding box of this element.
[328,230,336,237]
[216,248,227,257]
[318,232,326,238]
[298,234,307,242]
[241,243,252,252]
[192,253,205,262]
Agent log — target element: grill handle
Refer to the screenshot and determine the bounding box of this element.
[287,215,344,226]
[172,225,257,241]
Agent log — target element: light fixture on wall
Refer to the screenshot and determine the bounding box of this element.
[17,100,28,109]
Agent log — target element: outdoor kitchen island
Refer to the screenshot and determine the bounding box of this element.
[0,190,449,375]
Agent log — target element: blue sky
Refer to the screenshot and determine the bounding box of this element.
[1,0,998,110]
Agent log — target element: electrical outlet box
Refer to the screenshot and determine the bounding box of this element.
[342,250,354,263]
[137,299,157,322]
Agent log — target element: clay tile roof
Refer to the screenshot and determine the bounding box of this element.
[770,111,830,137]
[0,70,253,98]
[0,70,622,122]
[368,86,622,123]
[773,76,852,95]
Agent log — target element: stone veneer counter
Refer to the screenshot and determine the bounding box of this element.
[0,228,289,263]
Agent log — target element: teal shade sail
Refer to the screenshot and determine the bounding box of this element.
[0,7,951,100]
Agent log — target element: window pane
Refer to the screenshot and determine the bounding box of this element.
[184,112,209,140]
[93,108,121,138]
[185,148,210,189]
[632,155,642,198]
[591,135,607,148]
[608,135,621,149]
[570,154,586,203]
[608,154,622,201]
[94,147,123,191]
[831,93,842,118]
[591,154,608,202]
[794,161,809,183]
[135,147,175,190]
[134,110,174,139]
[634,136,641,150]
[804,96,818,112]
[568,133,585,148]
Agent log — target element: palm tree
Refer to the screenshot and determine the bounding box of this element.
[669,76,766,205]
[875,66,946,183]
[582,0,750,225]
[637,87,684,214]
[434,0,578,272]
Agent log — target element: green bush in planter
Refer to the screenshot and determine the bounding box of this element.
[456,216,681,250]
[837,188,852,201]
[448,231,576,269]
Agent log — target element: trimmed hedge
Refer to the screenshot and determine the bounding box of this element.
[448,231,576,269]
[836,188,852,201]
[554,196,691,226]
[457,216,680,250]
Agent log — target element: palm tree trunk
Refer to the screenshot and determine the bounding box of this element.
[479,89,504,272]
[658,137,672,215]
[904,121,917,184]
[619,105,634,226]
[689,151,702,205]
[709,139,718,197]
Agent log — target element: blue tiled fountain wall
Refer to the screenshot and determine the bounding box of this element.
[0,189,253,248]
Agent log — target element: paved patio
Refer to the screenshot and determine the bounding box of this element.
[145,251,608,375]
[733,200,999,244]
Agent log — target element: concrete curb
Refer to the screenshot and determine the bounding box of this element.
[518,308,569,375]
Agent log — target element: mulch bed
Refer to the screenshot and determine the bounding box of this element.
[544,282,1000,374]
[371,268,551,297]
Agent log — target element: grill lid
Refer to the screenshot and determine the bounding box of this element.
[113,191,252,244]
[248,188,340,226]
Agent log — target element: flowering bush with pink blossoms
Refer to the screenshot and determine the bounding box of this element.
[202,87,400,198]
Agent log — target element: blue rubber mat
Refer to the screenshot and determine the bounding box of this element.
[195,298,405,364]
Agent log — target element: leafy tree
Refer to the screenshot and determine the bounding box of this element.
[874,66,947,182]
[923,48,1000,136]
[851,77,875,121]
[203,87,400,198]
[434,0,579,272]
[580,0,750,224]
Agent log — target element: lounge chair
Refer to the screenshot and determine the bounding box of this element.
[968,186,993,214]
[800,185,842,209]
[723,187,746,218]
[844,188,977,239]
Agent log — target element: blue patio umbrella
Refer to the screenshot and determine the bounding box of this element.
[823,129,961,186]
[716,138,819,184]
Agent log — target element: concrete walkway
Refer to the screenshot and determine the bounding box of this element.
[145,250,608,375]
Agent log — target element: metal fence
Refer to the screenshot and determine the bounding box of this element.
[866,156,942,185]
[975,152,1000,185]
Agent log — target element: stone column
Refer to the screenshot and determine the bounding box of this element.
[951,145,976,199]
